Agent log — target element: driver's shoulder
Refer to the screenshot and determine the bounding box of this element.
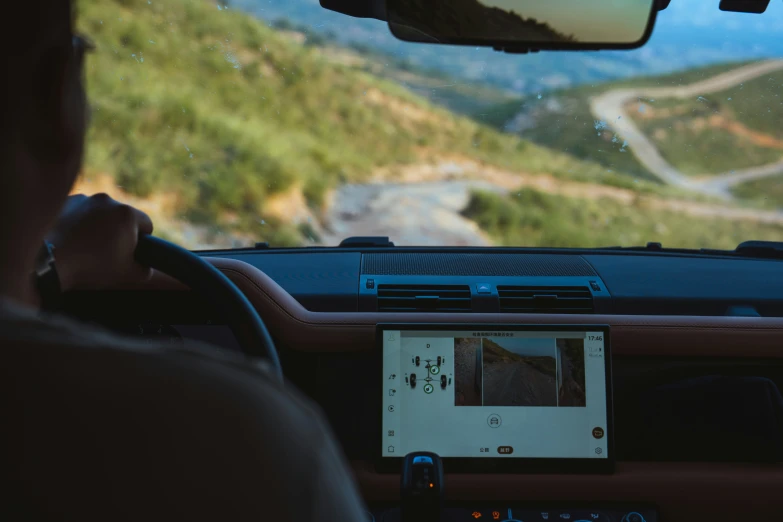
[0,297,307,420]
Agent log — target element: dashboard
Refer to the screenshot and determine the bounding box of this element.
[60,247,783,522]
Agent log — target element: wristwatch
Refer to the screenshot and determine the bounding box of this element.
[33,241,63,310]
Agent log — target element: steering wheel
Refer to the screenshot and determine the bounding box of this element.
[134,235,282,379]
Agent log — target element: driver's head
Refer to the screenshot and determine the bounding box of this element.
[1,0,88,285]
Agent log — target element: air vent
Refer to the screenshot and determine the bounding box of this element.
[498,286,594,314]
[377,284,471,313]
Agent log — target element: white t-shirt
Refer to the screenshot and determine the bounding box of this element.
[1,298,368,522]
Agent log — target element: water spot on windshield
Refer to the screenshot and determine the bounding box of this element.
[224,51,241,69]
[697,96,708,102]
[638,103,647,114]
[593,120,608,135]
[182,141,193,159]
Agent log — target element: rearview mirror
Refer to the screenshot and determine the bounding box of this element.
[386,0,658,51]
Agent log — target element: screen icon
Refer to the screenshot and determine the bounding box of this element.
[388,333,396,341]
[592,427,605,439]
[487,414,502,428]
[492,511,500,520]
[541,514,549,521]
[423,384,434,394]
[388,405,395,412]
[471,513,482,519]
[497,446,514,455]
[387,446,394,453]
[388,374,396,380]
[389,389,396,396]
[388,430,395,437]
[595,447,603,455]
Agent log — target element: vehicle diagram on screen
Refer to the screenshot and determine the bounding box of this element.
[404,345,453,394]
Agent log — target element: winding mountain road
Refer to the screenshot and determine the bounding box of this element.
[317,62,783,246]
[590,59,783,198]
[318,159,783,246]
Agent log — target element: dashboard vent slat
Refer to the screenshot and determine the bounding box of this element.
[377,284,471,313]
[498,286,594,314]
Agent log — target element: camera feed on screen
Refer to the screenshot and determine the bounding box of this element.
[388,0,654,45]
[454,337,585,407]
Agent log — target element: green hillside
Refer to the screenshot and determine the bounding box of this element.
[628,70,783,176]
[732,174,783,208]
[479,62,754,183]
[462,187,783,250]
[76,0,653,246]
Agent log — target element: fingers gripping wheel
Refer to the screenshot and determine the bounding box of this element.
[134,236,282,378]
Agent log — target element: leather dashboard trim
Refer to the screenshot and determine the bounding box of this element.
[351,461,783,521]
[138,258,783,357]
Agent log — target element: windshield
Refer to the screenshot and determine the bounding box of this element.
[75,0,783,249]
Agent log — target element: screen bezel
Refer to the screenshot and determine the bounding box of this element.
[375,323,614,474]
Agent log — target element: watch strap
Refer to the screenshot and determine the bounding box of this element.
[33,242,62,311]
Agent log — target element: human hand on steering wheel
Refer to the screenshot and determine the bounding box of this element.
[48,193,154,291]
[46,193,282,376]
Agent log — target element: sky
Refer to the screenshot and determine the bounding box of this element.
[489,338,556,358]
[480,0,654,42]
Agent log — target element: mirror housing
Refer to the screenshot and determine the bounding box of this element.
[319,0,387,20]
[385,0,658,51]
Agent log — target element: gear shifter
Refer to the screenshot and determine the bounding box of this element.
[400,452,444,522]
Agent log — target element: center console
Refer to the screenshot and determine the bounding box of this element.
[378,324,613,473]
[372,325,656,522]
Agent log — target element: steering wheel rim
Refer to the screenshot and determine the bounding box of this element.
[134,235,282,379]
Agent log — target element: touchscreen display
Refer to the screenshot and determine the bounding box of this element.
[381,328,609,460]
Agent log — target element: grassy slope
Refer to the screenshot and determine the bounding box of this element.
[462,188,783,250]
[78,0,656,246]
[732,175,783,208]
[479,62,754,183]
[629,69,783,175]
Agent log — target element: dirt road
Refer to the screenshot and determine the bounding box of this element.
[454,338,482,406]
[482,360,557,407]
[591,60,783,198]
[319,179,502,246]
[317,158,783,246]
